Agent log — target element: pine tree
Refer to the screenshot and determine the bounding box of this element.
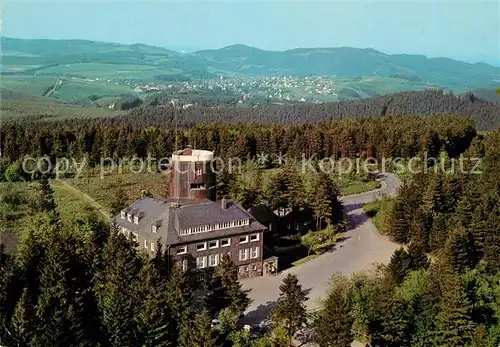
[429,213,449,251]
[431,261,475,346]
[34,233,93,347]
[408,240,430,271]
[95,230,143,346]
[190,310,216,347]
[444,226,476,274]
[167,263,194,340]
[387,200,411,244]
[311,172,343,229]
[373,298,413,347]
[386,247,412,284]
[270,274,308,343]
[136,260,174,347]
[313,275,354,347]
[214,254,250,317]
[37,178,60,225]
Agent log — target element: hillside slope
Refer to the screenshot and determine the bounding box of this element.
[194,44,499,89]
[2,37,498,92]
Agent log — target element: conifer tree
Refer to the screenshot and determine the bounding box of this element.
[408,239,430,271]
[387,200,411,244]
[214,254,250,317]
[35,231,97,347]
[373,298,413,347]
[95,230,143,346]
[431,261,475,346]
[313,275,354,347]
[190,309,217,347]
[166,263,194,340]
[444,226,476,273]
[429,213,449,251]
[270,273,308,343]
[386,247,411,284]
[136,260,174,347]
[37,178,60,225]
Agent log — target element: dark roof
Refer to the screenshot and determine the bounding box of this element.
[173,200,252,229]
[248,205,280,225]
[113,197,265,246]
[281,206,314,223]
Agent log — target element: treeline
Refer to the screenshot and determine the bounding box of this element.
[128,90,498,130]
[1,115,476,169]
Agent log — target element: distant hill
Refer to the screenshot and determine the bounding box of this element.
[1,37,498,102]
[194,44,499,89]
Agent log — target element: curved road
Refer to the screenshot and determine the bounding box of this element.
[241,173,401,324]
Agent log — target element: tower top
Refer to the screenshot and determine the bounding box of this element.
[172,148,214,162]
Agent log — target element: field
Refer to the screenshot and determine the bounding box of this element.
[67,170,170,213]
[1,99,124,120]
[0,181,103,236]
[38,63,182,80]
[1,74,138,102]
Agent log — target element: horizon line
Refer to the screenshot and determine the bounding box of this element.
[2,35,499,67]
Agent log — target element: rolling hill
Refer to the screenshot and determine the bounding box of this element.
[194,44,499,89]
[1,37,498,106]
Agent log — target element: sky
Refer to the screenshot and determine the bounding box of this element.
[2,0,499,65]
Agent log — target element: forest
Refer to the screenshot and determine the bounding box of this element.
[132,90,500,130]
[0,129,499,346]
[0,96,499,346]
[1,113,477,175]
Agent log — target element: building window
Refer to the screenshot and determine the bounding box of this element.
[196,168,202,176]
[295,224,300,231]
[196,242,207,251]
[245,266,249,272]
[196,256,206,269]
[150,242,155,252]
[239,249,248,261]
[152,225,158,233]
[181,259,188,272]
[208,240,219,249]
[251,247,259,259]
[250,233,259,242]
[253,264,257,271]
[239,235,249,244]
[144,239,148,249]
[220,238,231,247]
[177,246,187,255]
[208,254,218,267]
[287,223,291,230]
[120,211,126,219]
[268,223,272,231]
[134,216,139,225]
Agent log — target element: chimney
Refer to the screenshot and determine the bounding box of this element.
[221,197,228,210]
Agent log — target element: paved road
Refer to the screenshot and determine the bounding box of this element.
[241,173,400,325]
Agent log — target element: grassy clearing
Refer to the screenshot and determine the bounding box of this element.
[68,171,170,213]
[0,181,103,236]
[339,177,380,196]
[362,198,395,235]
